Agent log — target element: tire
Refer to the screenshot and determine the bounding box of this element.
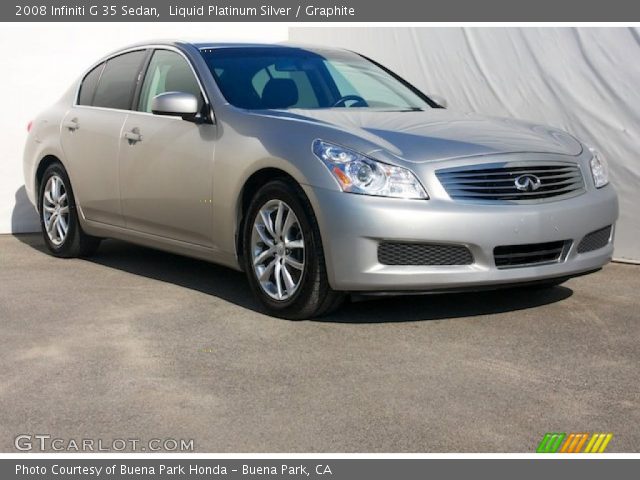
[38,162,101,258]
[242,179,344,319]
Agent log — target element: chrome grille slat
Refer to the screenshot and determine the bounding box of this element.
[447,183,582,198]
[494,248,564,259]
[436,162,585,203]
[445,179,582,191]
[439,173,581,184]
[438,167,576,178]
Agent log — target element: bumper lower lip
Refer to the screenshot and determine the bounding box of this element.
[303,184,619,292]
[352,268,601,296]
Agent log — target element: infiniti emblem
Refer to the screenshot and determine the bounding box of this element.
[514,174,542,192]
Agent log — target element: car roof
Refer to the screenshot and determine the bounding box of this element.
[112,40,348,54]
[192,41,329,50]
[82,40,356,80]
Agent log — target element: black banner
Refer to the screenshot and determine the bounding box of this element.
[5,0,640,22]
[4,459,640,479]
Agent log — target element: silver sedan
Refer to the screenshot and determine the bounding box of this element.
[23,41,618,318]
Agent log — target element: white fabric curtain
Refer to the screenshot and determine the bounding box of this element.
[289,27,640,262]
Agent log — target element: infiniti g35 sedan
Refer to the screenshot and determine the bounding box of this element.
[23,41,618,318]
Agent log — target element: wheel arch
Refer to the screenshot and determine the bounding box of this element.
[34,155,65,212]
[235,167,307,270]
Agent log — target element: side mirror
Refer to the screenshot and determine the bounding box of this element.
[151,92,199,120]
[429,94,448,108]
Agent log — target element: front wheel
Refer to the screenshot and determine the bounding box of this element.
[242,180,344,319]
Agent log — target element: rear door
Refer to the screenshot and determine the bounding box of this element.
[60,49,147,226]
[118,48,216,247]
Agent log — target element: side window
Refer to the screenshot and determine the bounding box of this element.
[138,50,203,113]
[78,62,104,106]
[92,50,146,110]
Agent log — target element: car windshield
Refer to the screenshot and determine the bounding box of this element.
[200,47,434,111]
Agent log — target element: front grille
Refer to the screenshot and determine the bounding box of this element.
[577,225,612,253]
[494,240,570,268]
[436,162,584,203]
[378,242,473,266]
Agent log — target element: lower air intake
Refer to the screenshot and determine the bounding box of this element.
[494,240,569,269]
[577,226,612,253]
[378,242,473,266]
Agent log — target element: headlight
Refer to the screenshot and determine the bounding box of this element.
[312,140,428,199]
[589,147,609,188]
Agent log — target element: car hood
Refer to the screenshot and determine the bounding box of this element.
[265,109,583,163]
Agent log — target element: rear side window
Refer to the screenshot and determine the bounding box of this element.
[78,62,104,106]
[92,50,147,110]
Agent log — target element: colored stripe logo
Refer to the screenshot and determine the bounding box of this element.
[537,433,613,453]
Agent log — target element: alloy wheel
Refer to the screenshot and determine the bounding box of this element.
[250,199,305,301]
[42,175,70,246]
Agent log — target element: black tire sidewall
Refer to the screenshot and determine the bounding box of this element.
[38,163,81,257]
[243,181,321,314]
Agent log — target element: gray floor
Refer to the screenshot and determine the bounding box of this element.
[1,234,638,452]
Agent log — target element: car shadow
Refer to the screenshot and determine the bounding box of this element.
[11,186,40,233]
[13,233,574,323]
[323,286,573,323]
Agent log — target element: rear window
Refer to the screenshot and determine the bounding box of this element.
[78,62,104,106]
[92,50,147,110]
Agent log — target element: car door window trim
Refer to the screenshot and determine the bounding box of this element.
[131,49,154,113]
[130,47,212,123]
[78,61,106,107]
[85,49,148,111]
[73,45,212,120]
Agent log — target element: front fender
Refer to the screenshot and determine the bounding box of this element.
[210,113,346,260]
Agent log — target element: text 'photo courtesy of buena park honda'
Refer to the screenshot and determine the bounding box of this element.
[23,41,618,319]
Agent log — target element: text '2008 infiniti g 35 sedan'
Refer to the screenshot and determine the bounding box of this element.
[23,41,618,318]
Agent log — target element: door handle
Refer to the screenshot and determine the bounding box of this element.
[123,128,142,144]
[63,119,79,131]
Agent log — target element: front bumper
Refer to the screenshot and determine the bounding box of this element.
[304,183,618,292]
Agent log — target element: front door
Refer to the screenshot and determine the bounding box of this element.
[118,49,216,247]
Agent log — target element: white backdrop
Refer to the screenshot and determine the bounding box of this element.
[291,27,640,262]
[0,23,287,234]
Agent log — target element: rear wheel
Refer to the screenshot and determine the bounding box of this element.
[243,180,344,319]
[38,162,101,258]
